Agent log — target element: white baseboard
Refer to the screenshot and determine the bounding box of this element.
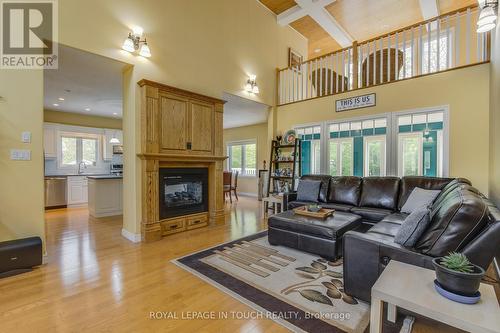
[121,228,141,243]
[237,192,258,198]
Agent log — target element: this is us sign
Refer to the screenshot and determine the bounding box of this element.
[336,93,376,112]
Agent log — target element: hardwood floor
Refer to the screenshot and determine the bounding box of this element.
[0,197,496,332]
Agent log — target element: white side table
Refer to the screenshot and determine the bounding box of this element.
[262,194,284,216]
[370,260,500,333]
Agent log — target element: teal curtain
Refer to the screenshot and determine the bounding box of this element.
[301,140,311,175]
[353,137,364,177]
[423,131,438,177]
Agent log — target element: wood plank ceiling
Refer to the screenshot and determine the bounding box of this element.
[259,0,478,59]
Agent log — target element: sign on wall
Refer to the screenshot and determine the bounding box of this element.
[336,93,376,112]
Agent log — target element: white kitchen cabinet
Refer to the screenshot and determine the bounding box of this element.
[87,177,123,217]
[103,129,123,161]
[43,125,57,158]
[67,176,88,205]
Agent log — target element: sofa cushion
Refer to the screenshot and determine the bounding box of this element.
[397,176,452,210]
[300,175,331,203]
[359,177,400,210]
[415,188,489,257]
[296,180,322,202]
[350,207,393,222]
[367,221,400,237]
[327,176,362,206]
[321,202,354,212]
[395,206,431,247]
[382,213,409,225]
[400,187,441,213]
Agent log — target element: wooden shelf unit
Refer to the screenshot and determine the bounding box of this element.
[266,139,301,195]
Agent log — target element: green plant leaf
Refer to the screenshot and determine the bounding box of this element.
[296,267,320,274]
[299,289,333,306]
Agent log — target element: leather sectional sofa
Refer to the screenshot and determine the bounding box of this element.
[279,175,500,302]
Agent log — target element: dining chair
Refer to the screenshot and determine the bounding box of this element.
[223,171,233,203]
[231,171,239,201]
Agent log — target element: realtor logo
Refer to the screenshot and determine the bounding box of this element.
[1,0,58,69]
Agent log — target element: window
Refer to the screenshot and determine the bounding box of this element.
[296,125,321,175]
[226,140,256,177]
[396,111,444,177]
[328,118,387,177]
[422,32,452,74]
[364,136,386,176]
[60,134,98,168]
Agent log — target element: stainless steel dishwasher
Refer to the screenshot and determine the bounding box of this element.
[44,177,67,208]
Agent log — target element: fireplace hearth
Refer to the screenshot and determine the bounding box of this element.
[159,168,208,219]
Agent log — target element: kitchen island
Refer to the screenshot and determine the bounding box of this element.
[87,175,123,218]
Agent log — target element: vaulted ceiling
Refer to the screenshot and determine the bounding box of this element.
[259,0,477,59]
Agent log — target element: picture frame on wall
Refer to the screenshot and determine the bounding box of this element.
[288,48,303,71]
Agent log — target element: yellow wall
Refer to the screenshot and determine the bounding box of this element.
[276,64,490,193]
[44,110,122,129]
[489,26,500,206]
[0,70,45,248]
[0,0,307,243]
[223,122,269,195]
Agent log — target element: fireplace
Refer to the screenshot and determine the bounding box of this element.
[159,168,209,219]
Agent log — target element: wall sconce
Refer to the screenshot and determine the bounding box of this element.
[245,74,259,94]
[122,27,151,58]
[477,0,498,33]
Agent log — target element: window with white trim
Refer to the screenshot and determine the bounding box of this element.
[59,133,99,168]
[296,125,321,175]
[226,140,257,177]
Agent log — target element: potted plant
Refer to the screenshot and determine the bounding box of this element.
[432,252,485,296]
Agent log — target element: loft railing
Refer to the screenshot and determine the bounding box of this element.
[277,5,490,106]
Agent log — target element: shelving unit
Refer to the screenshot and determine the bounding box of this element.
[266,139,301,195]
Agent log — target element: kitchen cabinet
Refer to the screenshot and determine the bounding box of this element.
[87,177,123,217]
[67,176,88,205]
[158,93,214,155]
[43,124,57,158]
[103,129,123,161]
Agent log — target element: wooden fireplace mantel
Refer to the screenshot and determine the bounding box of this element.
[138,79,226,242]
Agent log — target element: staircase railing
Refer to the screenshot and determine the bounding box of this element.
[277,5,490,106]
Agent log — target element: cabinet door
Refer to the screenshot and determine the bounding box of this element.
[43,125,57,158]
[189,101,213,153]
[159,95,189,152]
[67,177,88,205]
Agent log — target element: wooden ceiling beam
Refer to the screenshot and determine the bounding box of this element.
[277,0,353,47]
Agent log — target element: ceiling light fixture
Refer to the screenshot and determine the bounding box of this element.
[245,74,259,94]
[85,108,91,111]
[477,0,498,33]
[113,112,118,116]
[122,26,152,58]
[58,97,65,101]
[53,103,59,107]
[109,132,121,144]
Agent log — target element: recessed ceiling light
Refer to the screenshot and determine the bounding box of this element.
[314,48,321,53]
[58,97,65,101]
[113,112,118,115]
[85,108,91,111]
[53,103,59,107]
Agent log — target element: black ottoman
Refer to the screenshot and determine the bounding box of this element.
[268,210,362,259]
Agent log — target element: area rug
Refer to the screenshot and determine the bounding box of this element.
[173,231,408,333]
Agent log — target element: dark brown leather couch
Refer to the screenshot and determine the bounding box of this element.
[278,175,500,302]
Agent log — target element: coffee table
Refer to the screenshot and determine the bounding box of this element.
[370,260,500,333]
[267,209,362,259]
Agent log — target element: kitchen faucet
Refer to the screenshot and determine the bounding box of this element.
[78,161,87,174]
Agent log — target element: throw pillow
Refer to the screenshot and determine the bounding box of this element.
[296,180,322,202]
[400,187,441,214]
[394,206,431,247]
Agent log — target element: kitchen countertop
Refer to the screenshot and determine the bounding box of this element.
[86,175,123,180]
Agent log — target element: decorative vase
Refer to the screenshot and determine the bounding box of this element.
[432,258,485,296]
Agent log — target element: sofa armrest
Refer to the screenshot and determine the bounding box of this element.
[343,231,434,302]
[282,192,297,210]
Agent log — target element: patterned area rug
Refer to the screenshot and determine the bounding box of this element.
[173,231,407,333]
